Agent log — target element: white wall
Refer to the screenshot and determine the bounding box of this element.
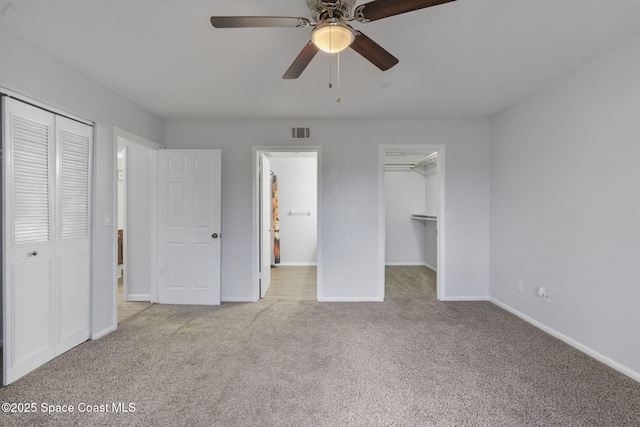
[424,162,438,270]
[117,154,125,229]
[490,35,640,379]
[164,119,491,301]
[0,27,164,337]
[268,156,317,265]
[384,169,426,265]
[424,162,438,216]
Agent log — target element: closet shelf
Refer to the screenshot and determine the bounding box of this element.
[411,214,437,221]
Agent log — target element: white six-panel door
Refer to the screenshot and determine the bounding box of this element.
[157,149,221,305]
[2,97,92,385]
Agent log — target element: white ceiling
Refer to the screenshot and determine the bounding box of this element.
[2,0,640,121]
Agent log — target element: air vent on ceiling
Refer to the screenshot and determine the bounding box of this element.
[290,127,311,140]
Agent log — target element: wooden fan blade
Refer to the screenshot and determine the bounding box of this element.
[210,16,310,28]
[355,0,456,22]
[350,31,399,71]
[283,42,320,79]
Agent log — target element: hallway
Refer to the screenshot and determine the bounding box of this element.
[263,266,317,301]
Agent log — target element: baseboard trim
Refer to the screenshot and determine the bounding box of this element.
[443,295,489,301]
[424,263,437,272]
[385,262,426,266]
[385,262,437,272]
[222,296,256,303]
[274,262,317,266]
[318,297,384,302]
[91,324,116,341]
[490,297,640,383]
[126,294,151,302]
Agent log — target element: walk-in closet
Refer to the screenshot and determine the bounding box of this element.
[385,151,438,268]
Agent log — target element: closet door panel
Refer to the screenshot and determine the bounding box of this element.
[54,115,92,355]
[12,259,54,363]
[57,252,90,346]
[2,97,56,385]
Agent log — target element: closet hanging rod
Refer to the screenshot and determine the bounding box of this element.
[385,164,414,168]
[411,214,437,221]
[384,153,438,169]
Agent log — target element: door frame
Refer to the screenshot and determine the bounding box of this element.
[113,128,161,325]
[379,144,446,300]
[252,146,323,302]
[259,153,272,298]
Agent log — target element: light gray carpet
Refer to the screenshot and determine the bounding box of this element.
[1,267,639,426]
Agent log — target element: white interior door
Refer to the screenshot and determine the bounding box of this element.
[3,97,56,384]
[157,149,221,305]
[54,115,92,355]
[260,154,271,298]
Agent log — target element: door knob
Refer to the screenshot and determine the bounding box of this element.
[211,233,219,239]
[31,251,38,256]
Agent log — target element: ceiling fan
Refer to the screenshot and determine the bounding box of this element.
[210,0,456,79]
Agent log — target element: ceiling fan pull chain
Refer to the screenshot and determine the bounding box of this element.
[329,49,333,88]
[336,52,341,103]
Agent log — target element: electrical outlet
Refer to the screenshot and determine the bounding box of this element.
[517,280,524,293]
[347,271,353,281]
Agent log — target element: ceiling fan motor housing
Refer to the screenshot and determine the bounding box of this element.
[307,0,357,22]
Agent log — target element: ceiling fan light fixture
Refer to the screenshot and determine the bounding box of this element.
[311,21,355,53]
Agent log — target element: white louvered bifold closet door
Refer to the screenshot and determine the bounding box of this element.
[2,97,56,385]
[54,115,92,356]
[2,97,92,385]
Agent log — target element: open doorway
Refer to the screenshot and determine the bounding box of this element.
[253,148,321,301]
[114,130,158,323]
[380,146,445,300]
